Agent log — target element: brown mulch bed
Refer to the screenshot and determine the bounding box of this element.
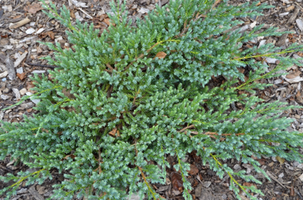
[1,0,303,199]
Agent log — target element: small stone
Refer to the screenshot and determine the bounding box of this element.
[266,57,278,64]
[16,67,23,74]
[297,164,303,169]
[20,102,34,109]
[19,88,27,95]
[202,181,212,188]
[233,164,241,170]
[25,28,36,34]
[138,7,149,14]
[17,188,27,194]
[26,92,40,104]
[258,39,266,48]
[0,71,8,78]
[299,173,303,181]
[239,24,249,32]
[3,88,9,93]
[12,88,20,100]
[296,19,303,31]
[127,193,140,200]
[35,28,45,35]
[293,54,303,63]
[279,12,289,17]
[32,70,46,74]
[1,94,10,100]
[250,21,257,29]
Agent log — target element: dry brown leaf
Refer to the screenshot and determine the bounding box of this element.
[103,18,111,26]
[171,172,183,192]
[70,9,76,19]
[26,81,36,93]
[187,164,199,175]
[296,90,303,104]
[109,128,120,137]
[155,52,167,59]
[61,154,76,161]
[17,72,26,80]
[39,31,55,40]
[62,88,75,99]
[297,52,303,57]
[237,67,245,73]
[24,3,43,14]
[276,156,285,165]
[286,70,301,79]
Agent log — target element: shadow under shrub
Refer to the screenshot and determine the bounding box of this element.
[1,0,303,199]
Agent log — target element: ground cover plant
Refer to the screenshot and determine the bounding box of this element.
[1,0,303,199]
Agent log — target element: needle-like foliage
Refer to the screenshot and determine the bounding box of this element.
[1,0,303,199]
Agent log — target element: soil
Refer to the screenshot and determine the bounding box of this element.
[0,0,303,199]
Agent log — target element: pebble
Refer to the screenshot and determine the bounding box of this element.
[25,28,36,34]
[0,71,8,78]
[19,88,27,95]
[279,12,289,17]
[138,7,149,14]
[26,92,40,104]
[3,88,9,93]
[32,70,46,74]
[35,28,45,35]
[127,193,140,200]
[16,67,23,74]
[266,57,278,64]
[1,94,10,100]
[233,164,241,170]
[20,102,34,109]
[202,181,212,188]
[12,88,20,100]
[258,39,266,48]
[296,19,303,31]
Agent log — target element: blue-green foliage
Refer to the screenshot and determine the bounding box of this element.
[1,0,303,199]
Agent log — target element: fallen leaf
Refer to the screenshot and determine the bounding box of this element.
[70,9,76,19]
[17,72,26,80]
[171,172,183,192]
[276,156,285,165]
[237,67,245,73]
[109,128,120,137]
[286,70,301,79]
[24,3,43,14]
[62,88,75,99]
[26,81,36,93]
[39,31,55,40]
[243,182,256,188]
[70,0,88,8]
[296,90,303,104]
[103,18,111,26]
[61,154,76,161]
[155,52,167,59]
[187,164,199,175]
